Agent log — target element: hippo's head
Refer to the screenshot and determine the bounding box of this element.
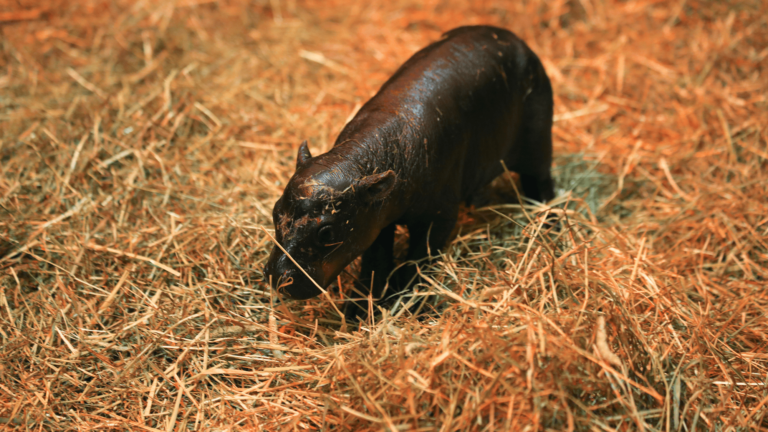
[264,141,396,300]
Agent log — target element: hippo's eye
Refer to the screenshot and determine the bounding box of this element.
[317,225,335,245]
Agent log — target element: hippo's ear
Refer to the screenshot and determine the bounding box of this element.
[296,140,312,169]
[357,170,396,203]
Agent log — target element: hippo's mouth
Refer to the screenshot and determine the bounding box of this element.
[265,246,351,300]
[269,265,324,300]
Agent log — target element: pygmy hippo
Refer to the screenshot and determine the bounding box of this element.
[264,25,554,317]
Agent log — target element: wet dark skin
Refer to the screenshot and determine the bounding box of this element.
[264,26,555,320]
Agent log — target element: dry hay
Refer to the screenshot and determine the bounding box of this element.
[1,0,767,430]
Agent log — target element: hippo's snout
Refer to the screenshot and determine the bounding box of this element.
[265,248,324,300]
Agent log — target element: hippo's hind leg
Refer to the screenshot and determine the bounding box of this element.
[509,57,555,204]
[345,223,395,322]
[519,172,555,203]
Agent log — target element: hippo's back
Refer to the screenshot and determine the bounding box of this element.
[336,26,550,215]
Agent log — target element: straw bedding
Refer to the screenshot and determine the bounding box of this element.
[1,0,767,430]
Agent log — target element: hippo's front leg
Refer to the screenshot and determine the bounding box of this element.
[396,206,459,308]
[345,223,396,322]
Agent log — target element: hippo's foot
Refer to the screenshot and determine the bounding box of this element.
[343,299,370,323]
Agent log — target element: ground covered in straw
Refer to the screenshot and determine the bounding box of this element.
[1,0,767,430]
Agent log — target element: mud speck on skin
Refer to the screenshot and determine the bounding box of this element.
[280,214,314,242]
